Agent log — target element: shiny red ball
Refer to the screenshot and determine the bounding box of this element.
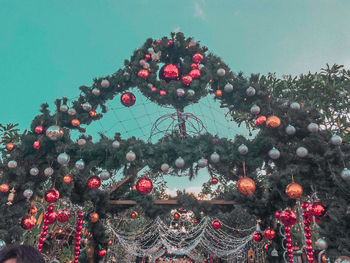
[98,249,107,258]
[211,178,219,185]
[57,209,71,223]
[88,176,102,190]
[191,63,198,69]
[168,40,174,46]
[47,205,55,213]
[182,75,192,86]
[275,210,281,219]
[312,202,325,217]
[160,90,166,96]
[192,53,203,63]
[138,69,149,80]
[212,220,222,230]
[145,53,151,61]
[33,140,40,149]
[35,126,43,134]
[44,211,57,225]
[45,189,60,203]
[136,177,153,195]
[78,212,84,219]
[189,69,201,79]
[162,64,179,80]
[302,202,309,210]
[264,228,276,240]
[280,210,297,226]
[255,115,267,126]
[253,232,263,242]
[264,244,269,251]
[21,215,36,230]
[121,92,136,107]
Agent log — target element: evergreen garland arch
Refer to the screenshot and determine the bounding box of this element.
[0,32,349,262]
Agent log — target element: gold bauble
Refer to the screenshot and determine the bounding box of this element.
[237,177,256,195]
[266,116,281,128]
[286,183,303,199]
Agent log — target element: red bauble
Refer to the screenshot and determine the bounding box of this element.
[47,205,55,213]
[5,142,15,151]
[266,116,281,128]
[138,69,149,80]
[21,215,37,230]
[264,244,269,251]
[136,177,153,195]
[253,232,263,242]
[302,202,309,210]
[182,75,192,86]
[71,119,80,127]
[255,115,267,126]
[275,210,281,219]
[98,249,107,258]
[192,53,203,63]
[145,53,151,61]
[211,178,219,185]
[89,110,97,117]
[212,220,222,230]
[35,125,44,134]
[312,202,325,217]
[160,90,166,96]
[57,209,71,223]
[264,228,276,240]
[173,212,181,220]
[168,40,173,46]
[189,69,201,79]
[215,90,223,98]
[161,64,179,81]
[280,210,297,226]
[121,92,136,107]
[194,220,198,224]
[45,189,60,203]
[33,140,40,149]
[88,176,102,190]
[44,211,57,225]
[191,63,198,69]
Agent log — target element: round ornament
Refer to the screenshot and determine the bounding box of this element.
[212,220,222,230]
[173,212,181,220]
[90,212,99,223]
[44,211,57,225]
[68,108,76,116]
[136,177,153,195]
[98,249,107,258]
[5,142,14,151]
[253,232,263,242]
[71,119,80,127]
[57,209,70,223]
[189,69,200,79]
[237,177,256,195]
[312,202,325,217]
[280,210,297,226]
[275,211,281,219]
[246,87,256,97]
[224,83,233,93]
[286,183,303,199]
[57,152,70,166]
[46,125,64,141]
[89,110,97,118]
[130,211,139,219]
[0,184,9,193]
[330,135,342,146]
[197,158,207,168]
[45,189,60,203]
[296,147,308,158]
[192,53,203,63]
[285,125,296,135]
[100,79,110,88]
[175,157,185,168]
[215,90,223,97]
[44,167,54,176]
[210,152,220,163]
[112,140,120,148]
[182,76,192,86]
[33,140,40,149]
[266,116,281,128]
[100,170,111,180]
[75,159,85,170]
[77,138,86,146]
[160,90,166,96]
[161,64,179,81]
[187,89,195,96]
[23,189,33,199]
[250,105,260,115]
[121,92,136,107]
[264,229,276,240]
[63,174,73,184]
[191,63,198,69]
[88,176,101,190]
[211,178,219,185]
[92,88,101,96]
[161,163,170,173]
[82,102,92,111]
[290,102,301,110]
[217,68,226,77]
[21,215,36,230]
[307,123,319,132]
[138,69,149,80]
[60,104,69,112]
[30,167,39,176]
[35,126,44,134]
[341,168,350,182]
[7,160,17,169]
[126,150,136,162]
[177,88,185,97]
[255,115,267,126]
[316,238,327,250]
[268,147,280,160]
[238,144,248,155]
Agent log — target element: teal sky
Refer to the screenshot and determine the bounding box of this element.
[1,0,350,192]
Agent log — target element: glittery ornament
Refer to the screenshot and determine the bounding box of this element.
[46,125,64,141]
[280,209,297,226]
[237,177,256,195]
[307,123,319,132]
[173,212,181,220]
[60,104,68,112]
[286,183,303,199]
[161,64,179,81]
[330,135,342,145]
[175,157,185,168]
[23,189,33,199]
[210,152,220,163]
[35,126,44,134]
[177,88,185,97]
[285,125,296,135]
[63,174,73,184]
[266,116,281,128]
[296,147,308,157]
[90,212,99,223]
[92,88,100,96]
[45,189,59,203]
[250,105,260,115]
[136,177,153,195]
[255,115,267,126]
[101,79,110,88]
[224,83,233,93]
[121,92,136,107]
[78,138,86,146]
[68,108,76,116]
[44,211,57,225]
[246,87,256,96]
[126,150,136,162]
[182,76,192,86]
[217,68,226,77]
[268,147,280,160]
[290,102,301,110]
[7,160,17,168]
[189,69,200,79]
[57,209,70,223]
[21,215,36,230]
[161,163,170,173]
[57,152,70,166]
[197,158,207,168]
[130,211,139,219]
[88,176,102,190]
[112,140,120,148]
[211,178,219,185]
[212,220,222,230]
[138,69,149,80]
[238,144,248,155]
[75,159,85,170]
[192,53,203,63]
[341,168,350,182]
[30,167,39,176]
[100,170,111,180]
[253,232,263,242]
[44,167,54,176]
[312,202,325,217]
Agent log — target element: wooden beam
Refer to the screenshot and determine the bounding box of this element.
[109,174,134,194]
[108,200,234,205]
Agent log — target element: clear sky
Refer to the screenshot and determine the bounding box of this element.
[1,0,349,192]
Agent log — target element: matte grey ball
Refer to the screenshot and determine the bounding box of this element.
[30,167,39,176]
[92,88,101,96]
[100,170,111,180]
[101,79,110,88]
[224,83,233,93]
[330,135,342,146]
[198,158,207,168]
[238,144,248,155]
[341,168,350,182]
[44,167,54,176]
[268,147,280,160]
[60,104,69,112]
[285,125,296,135]
[307,123,319,132]
[210,152,220,163]
[290,102,301,110]
[57,152,70,166]
[246,86,256,97]
[316,238,327,250]
[217,68,226,77]
[75,159,85,170]
[296,147,308,157]
[175,157,185,168]
[250,105,260,115]
[112,140,120,148]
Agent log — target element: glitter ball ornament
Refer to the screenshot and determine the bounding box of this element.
[217,68,226,77]
[189,69,200,79]
[57,152,70,166]
[307,123,319,132]
[253,232,263,242]
[136,177,153,195]
[238,144,248,155]
[82,102,92,111]
[30,167,39,176]
[173,212,181,220]
[121,92,136,107]
[330,135,342,146]
[177,88,185,97]
[33,140,40,149]
[266,116,281,128]
[161,64,179,81]
[296,147,308,157]
[182,76,192,86]
[138,69,149,80]
[90,212,99,223]
[264,229,276,240]
[197,158,207,168]
[237,177,256,195]
[187,89,195,96]
[250,105,260,115]
[44,167,54,176]
[57,209,70,223]
[71,119,80,127]
[224,83,233,93]
[192,53,203,63]
[46,125,64,141]
[211,178,219,185]
[101,79,110,88]
[100,170,111,180]
[63,174,73,184]
[60,104,68,112]
[92,88,100,96]
[35,126,43,134]
[0,184,9,193]
[68,108,76,116]
[23,189,33,199]
[286,125,296,135]
[21,215,37,230]
[8,160,17,169]
[212,220,222,230]
[316,238,327,250]
[88,176,102,190]
[161,163,170,173]
[126,151,136,162]
[112,140,120,148]
[215,90,223,97]
[210,152,220,163]
[290,102,301,110]
[45,189,60,203]
[246,87,256,96]
[268,147,280,160]
[78,138,86,146]
[286,183,303,199]
[75,159,85,170]
[130,211,139,219]
[175,157,185,168]
[341,168,350,182]
[255,115,267,126]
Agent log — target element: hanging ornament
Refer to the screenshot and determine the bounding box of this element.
[35,125,44,134]
[224,83,233,93]
[89,212,99,223]
[126,150,136,162]
[264,228,276,240]
[44,167,54,176]
[77,138,86,146]
[73,212,84,262]
[7,160,17,168]
[161,163,170,173]
[100,79,110,88]
[246,87,256,97]
[130,211,139,219]
[237,177,256,195]
[312,202,325,217]
[63,174,73,184]
[30,202,37,215]
[192,53,203,63]
[139,59,146,66]
[177,88,185,97]
[60,104,69,112]
[197,158,207,168]
[138,69,149,80]
[33,140,40,149]
[187,89,195,96]
[250,105,260,115]
[0,184,9,193]
[57,209,71,223]
[6,188,15,206]
[290,102,301,110]
[330,135,342,145]
[45,210,58,225]
[302,205,314,262]
[286,183,303,199]
[23,189,33,199]
[238,144,248,155]
[341,168,350,182]
[75,159,85,170]
[89,110,97,117]
[112,140,120,148]
[268,147,280,160]
[253,232,263,242]
[121,92,136,107]
[182,76,192,86]
[266,116,281,128]
[30,167,39,176]
[160,64,179,81]
[275,210,281,220]
[98,249,107,258]
[88,176,102,190]
[296,147,308,157]
[46,125,64,141]
[316,238,328,250]
[285,125,296,135]
[210,152,220,163]
[71,119,80,127]
[307,123,319,132]
[145,53,151,60]
[92,88,101,96]
[21,215,36,230]
[173,212,181,220]
[255,115,267,126]
[211,178,219,185]
[68,108,77,116]
[175,157,185,168]
[159,90,166,96]
[45,189,60,203]
[217,68,226,77]
[189,69,200,79]
[215,90,223,97]
[136,177,153,195]
[100,170,111,180]
[82,102,92,111]
[57,152,70,166]
[280,209,297,226]
[5,142,14,151]
[211,220,222,230]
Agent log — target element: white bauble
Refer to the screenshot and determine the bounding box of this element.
[210,152,220,163]
[112,140,120,148]
[100,170,111,180]
[217,68,226,77]
[175,157,185,168]
[44,167,54,176]
[57,152,70,166]
[126,151,136,162]
[198,158,207,168]
[101,79,110,88]
[296,147,308,158]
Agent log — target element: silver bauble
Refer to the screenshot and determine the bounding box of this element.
[316,238,328,250]
[175,157,185,168]
[217,68,226,77]
[246,86,256,97]
[290,102,301,110]
[224,83,233,93]
[23,189,33,199]
[100,170,111,180]
[77,138,86,146]
[285,125,296,135]
[75,159,85,170]
[177,88,185,97]
[57,152,70,166]
[210,152,220,163]
[198,158,207,168]
[8,160,17,168]
[82,102,92,111]
[126,151,136,162]
[161,163,170,173]
[250,105,260,115]
[92,88,101,96]
[307,123,319,132]
[46,125,64,141]
[341,168,350,182]
[68,108,76,116]
[101,79,110,88]
[44,167,54,176]
[238,144,248,155]
[268,147,280,160]
[187,89,195,96]
[296,147,308,157]
[112,140,120,148]
[330,135,342,146]
[0,240,5,250]
[60,104,69,112]
[29,167,39,176]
